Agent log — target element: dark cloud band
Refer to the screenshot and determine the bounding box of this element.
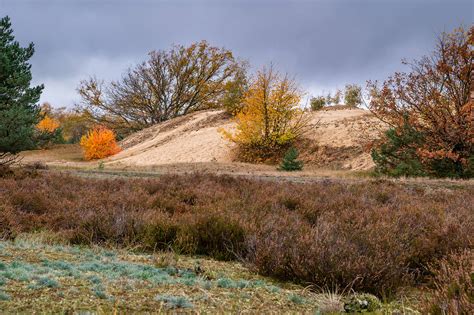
[1,0,471,106]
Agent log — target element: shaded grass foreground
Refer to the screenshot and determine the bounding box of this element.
[0,236,410,313]
[0,170,473,298]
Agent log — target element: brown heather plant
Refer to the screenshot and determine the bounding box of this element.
[0,171,473,296]
[421,249,474,314]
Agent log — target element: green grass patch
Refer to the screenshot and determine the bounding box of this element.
[0,237,422,313]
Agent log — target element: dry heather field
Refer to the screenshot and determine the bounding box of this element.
[0,168,473,313]
[6,108,474,313]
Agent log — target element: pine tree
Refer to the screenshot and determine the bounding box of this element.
[0,16,43,164]
[278,147,303,171]
[371,120,426,177]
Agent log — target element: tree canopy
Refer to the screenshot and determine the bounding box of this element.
[223,65,308,161]
[369,26,473,178]
[0,16,43,164]
[78,41,246,136]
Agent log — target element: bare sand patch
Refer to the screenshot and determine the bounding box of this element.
[106,108,382,170]
[20,108,384,172]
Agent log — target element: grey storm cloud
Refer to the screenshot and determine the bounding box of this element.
[1,0,472,106]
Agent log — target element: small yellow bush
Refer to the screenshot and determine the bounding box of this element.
[80,126,121,160]
[36,115,60,133]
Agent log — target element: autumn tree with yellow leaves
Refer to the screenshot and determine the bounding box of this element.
[36,115,60,133]
[223,66,308,161]
[34,103,64,148]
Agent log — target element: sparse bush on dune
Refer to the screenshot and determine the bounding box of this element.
[343,84,362,108]
[0,172,472,297]
[310,96,326,111]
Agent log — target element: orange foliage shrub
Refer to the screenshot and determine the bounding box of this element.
[79,126,121,160]
[36,115,60,133]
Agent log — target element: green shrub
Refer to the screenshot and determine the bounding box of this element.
[310,96,326,111]
[92,285,109,299]
[428,155,474,179]
[155,294,193,309]
[34,128,65,149]
[177,216,246,261]
[278,147,303,171]
[30,277,59,289]
[0,291,10,301]
[343,293,381,313]
[217,278,238,288]
[288,293,305,305]
[372,121,473,178]
[141,221,179,251]
[371,121,426,177]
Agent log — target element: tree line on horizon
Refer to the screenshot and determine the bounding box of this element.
[0,15,472,178]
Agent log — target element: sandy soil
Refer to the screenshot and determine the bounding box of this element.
[109,111,236,166]
[20,108,384,174]
[106,108,383,170]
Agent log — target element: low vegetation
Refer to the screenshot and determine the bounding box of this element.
[421,249,473,314]
[1,170,472,303]
[0,234,337,313]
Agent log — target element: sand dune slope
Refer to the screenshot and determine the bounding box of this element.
[106,108,383,170]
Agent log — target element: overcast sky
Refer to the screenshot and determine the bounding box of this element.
[1,0,472,107]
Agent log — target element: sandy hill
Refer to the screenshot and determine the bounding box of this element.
[106,108,383,171]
